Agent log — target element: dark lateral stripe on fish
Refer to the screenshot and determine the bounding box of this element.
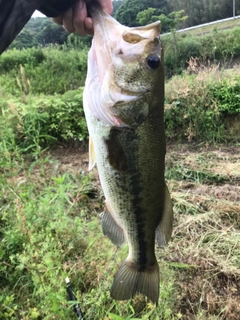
[129,166,149,271]
[105,128,128,173]
[105,127,151,269]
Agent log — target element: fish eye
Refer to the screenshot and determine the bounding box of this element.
[147,55,160,69]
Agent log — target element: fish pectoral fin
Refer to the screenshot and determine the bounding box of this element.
[156,184,174,248]
[101,210,125,246]
[88,136,96,171]
[110,260,159,305]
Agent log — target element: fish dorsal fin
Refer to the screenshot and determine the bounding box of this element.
[88,136,96,171]
[156,184,174,248]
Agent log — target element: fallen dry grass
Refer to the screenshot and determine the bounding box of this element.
[12,143,238,319]
[163,143,240,320]
[47,143,240,319]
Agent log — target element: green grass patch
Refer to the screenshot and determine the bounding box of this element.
[0,46,88,95]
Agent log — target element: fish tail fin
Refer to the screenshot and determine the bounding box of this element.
[110,260,159,305]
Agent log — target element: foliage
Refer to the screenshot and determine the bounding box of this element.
[0,46,88,94]
[136,8,158,26]
[167,0,239,28]
[10,17,72,49]
[164,59,240,142]
[159,10,188,31]
[115,0,237,29]
[4,0,240,52]
[112,0,125,16]
[0,121,177,319]
[1,88,88,151]
[162,26,240,77]
[209,80,240,114]
[1,15,240,319]
[115,0,168,27]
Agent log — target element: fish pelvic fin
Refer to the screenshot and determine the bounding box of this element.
[110,260,159,305]
[88,136,96,171]
[101,210,125,246]
[156,184,174,248]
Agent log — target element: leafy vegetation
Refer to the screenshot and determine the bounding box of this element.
[0,111,177,319]
[162,25,240,76]
[9,17,92,51]
[0,46,88,95]
[1,10,240,319]
[167,0,239,27]
[6,0,240,53]
[165,58,240,142]
[116,0,239,29]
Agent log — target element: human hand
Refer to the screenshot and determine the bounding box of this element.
[52,0,113,36]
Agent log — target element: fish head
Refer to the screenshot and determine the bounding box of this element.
[86,7,164,127]
[112,24,163,95]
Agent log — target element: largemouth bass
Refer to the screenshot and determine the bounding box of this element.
[83,7,173,305]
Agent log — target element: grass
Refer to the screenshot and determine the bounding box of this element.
[1,40,240,319]
[168,16,240,36]
[164,59,240,142]
[164,144,240,320]
[0,144,178,319]
[1,133,239,319]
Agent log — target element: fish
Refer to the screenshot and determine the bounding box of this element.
[83,6,173,305]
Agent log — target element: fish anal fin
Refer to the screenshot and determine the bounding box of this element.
[88,136,96,171]
[101,209,125,247]
[156,184,174,248]
[110,260,159,305]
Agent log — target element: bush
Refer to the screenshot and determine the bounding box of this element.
[1,88,88,152]
[162,26,240,77]
[0,46,88,95]
[209,80,240,114]
[0,48,46,72]
[164,61,240,142]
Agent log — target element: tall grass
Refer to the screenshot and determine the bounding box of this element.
[162,26,240,77]
[165,58,240,142]
[0,46,88,95]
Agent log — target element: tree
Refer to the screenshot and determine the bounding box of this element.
[137,8,160,25]
[116,0,169,27]
[112,0,124,16]
[9,29,38,50]
[137,8,188,33]
[39,22,68,45]
[166,0,238,28]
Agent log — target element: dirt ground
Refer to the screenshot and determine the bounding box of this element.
[49,142,240,320]
[164,143,240,320]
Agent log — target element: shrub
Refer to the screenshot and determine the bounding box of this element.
[162,26,240,77]
[164,60,240,142]
[0,46,88,95]
[1,88,88,152]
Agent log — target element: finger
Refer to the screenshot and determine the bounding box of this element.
[73,0,89,36]
[62,7,75,33]
[84,17,93,33]
[52,15,63,25]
